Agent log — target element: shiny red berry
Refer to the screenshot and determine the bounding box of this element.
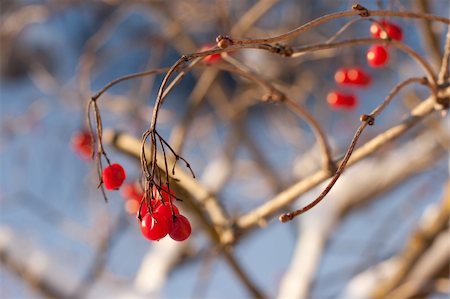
[370,20,403,41]
[335,67,371,86]
[346,67,371,86]
[155,204,180,218]
[71,130,92,160]
[200,45,221,64]
[327,91,357,109]
[102,163,126,190]
[141,212,170,241]
[334,68,351,85]
[367,45,389,67]
[169,214,192,241]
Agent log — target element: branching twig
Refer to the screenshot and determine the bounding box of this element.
[235,88,448,231]
[279,77,429,222]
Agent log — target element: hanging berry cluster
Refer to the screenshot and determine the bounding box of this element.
[327,19,403,109]
[71,130,192,242]
[122,183,192,242]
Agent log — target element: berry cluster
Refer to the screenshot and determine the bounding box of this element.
[327,67,371,109]
[120,182,192,241]
[327,20,403,109]
[138,185,192,241]
[367,20,403,67]
[71,129,191,242]
[105,171,191,241]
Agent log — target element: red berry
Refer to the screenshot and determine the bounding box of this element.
[139,203,149,218]
[327,91,358,109]
[346,67,371,86]
[370,20,403,41]
[139,199,162,218]
[141,212,170,241]
[169,214,192,241]
[335,67,371,86]
[102,163,126,190]
[200,45,221,64]
[334,68,351,85]
[71,130,92,160]
[367,45,389,67]
[152,185,175,204]
[155,204,180,218]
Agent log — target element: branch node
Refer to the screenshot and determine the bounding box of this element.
[273,43,293,57]
[352,4,370,17]
[279,213,293,223]
[262,91,285,102]
[420,77,429,85]
[216,35,234,48]
[360,114,375,125]
[435,84,450,110]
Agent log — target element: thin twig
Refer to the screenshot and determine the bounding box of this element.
[279,77,429,222]
[103,130,266,298]
[230,8,450,45]
[438,26,450,85]
[221,55,335,173]
[236,88,448,231]
[91,68,170,101]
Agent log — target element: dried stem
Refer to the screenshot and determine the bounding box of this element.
[415,0,443,68]
[371,182,450,299]
[221,55,335,173]
[230,8,450,45]
[279,77,429,222]
[438,26,450,85]
[236,87,447,231]
[91,68,170,101]
[290,38,437,86]
[103,130,264,297]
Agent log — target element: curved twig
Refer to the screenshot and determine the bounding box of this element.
[279,77,429,222]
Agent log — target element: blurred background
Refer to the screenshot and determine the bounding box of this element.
[0,0,449,298]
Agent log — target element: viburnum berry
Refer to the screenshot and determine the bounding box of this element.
[370,20,403,41]
[367,45,389,67]
[327,91,357,109]
[169,214,192,241]
[102,163,126,190]
[200,44,221,64]
[335,67,371,86]
[155,203,180,218]
[140,212,170,241]
[71,130,92,160]
[334,68,351,85]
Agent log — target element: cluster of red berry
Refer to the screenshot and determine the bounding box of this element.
[367,20,403,67]
[71,130,192,242]
[121,183,192,241]
[327,20,403,109]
